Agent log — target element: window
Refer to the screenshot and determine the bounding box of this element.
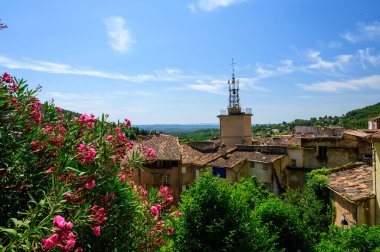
[291,159,297,168]
[161,175,169,186]
[317,146,327,160]
[213,167,227,178]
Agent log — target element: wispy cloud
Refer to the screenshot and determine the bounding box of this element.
[187,80,225,94]
[298,75,380,92]
[306,50,352,71]
[255,59,295,78]
[342,21,380,43]
[188,0,245,12]
[0,56,184,83]
[186,76,268,94]
[358,48,380,68]
[104,16,135,54]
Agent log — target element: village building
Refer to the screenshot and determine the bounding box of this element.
[132,134,182,201]
[206,145,287,196]
[327,162,375,227]
[368,116,380,130]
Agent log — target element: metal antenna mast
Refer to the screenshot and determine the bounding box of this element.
[228,58,240,109]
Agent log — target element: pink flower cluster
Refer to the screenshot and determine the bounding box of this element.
[143,148,156,158]
[1,72,13,83]
[43,215,76,250]
[85,179,96,189]
[89,205,107,224]
[77,144,97,164]
[158,186,174,203]
[78,113,96,129]
[124,118,131,128]
[28,101,42,125]
[150,204,162,216]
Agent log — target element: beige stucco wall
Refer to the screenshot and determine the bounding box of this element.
[357,198,376,226]
[248,161,272,184]
[332,192,357,227]
[219,114,252,147]
[374,141,380,224]
[287,148,304,168]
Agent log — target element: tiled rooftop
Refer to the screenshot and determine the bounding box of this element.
[208,151,284,168]
[181,144,234,166]
[327,163,374,202]
[140,134,181,161]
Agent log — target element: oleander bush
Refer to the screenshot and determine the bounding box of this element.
[0,73,178,251]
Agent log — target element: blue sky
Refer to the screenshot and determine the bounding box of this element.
[1,0,380,124]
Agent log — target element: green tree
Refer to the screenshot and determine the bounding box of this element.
[255,198,311,252]
[315,225,380,252]
[174,173,276,252]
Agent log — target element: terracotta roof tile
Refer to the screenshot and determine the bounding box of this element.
[327,163,374,202]
[140,134,181,161]
[207,151,285,168]
[181,144,234,166]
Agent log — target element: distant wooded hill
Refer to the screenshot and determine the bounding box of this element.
[58,102,380,140]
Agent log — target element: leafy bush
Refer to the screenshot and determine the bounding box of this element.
[174,173,276,252]
[316,225,380,252]
[254,198,311,252]
[0,73,176,251]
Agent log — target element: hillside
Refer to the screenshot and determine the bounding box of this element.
[169,102,380,140]
[339,102,380,129]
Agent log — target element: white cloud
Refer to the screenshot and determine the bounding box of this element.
[187,79,225,94]
[189,0,245,12]
[307,50,352,71]
[342,21,380,43]
[255,59,295,78]
[0,56,184,83]
[298,75,380,92]
[104,16,135,54]
[358,48,380,68]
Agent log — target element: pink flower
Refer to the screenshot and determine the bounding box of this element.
[64,238,76,250]
[85,180,96,189]
[105,135,113,141]
[124,118,131,128]
[155,204,162,213]
[43,234,59,249]
[117,133,126,141]
[167,196,174,203]
[72,117,78,121]
[144,148,156,158]
[92,226,101,236]
[77,144,86,151]
[115,126,121,133]
[167,228,174,235]
[109,193,115,201]
[44,124,54,133]
[130,180,135,187]
[78,113,96,129]
[150,206,159,216]
[119,174,126,184]
[52,215,73,230]
[159,186,169,197]
[11,98,18,105]
[2,72,13,83]
[57,107,62,113]
[142,190,147,197]
[149,231,155,237]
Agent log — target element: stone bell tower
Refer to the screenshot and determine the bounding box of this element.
[217,59,253,147]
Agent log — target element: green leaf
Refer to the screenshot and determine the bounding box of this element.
[0,227,19,240]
